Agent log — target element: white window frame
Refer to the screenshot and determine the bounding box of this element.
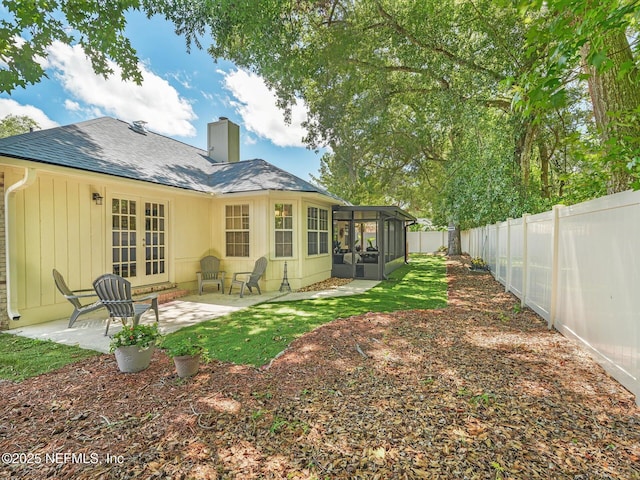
[275,203,293,258]
[307,206,329,256]
[225,204,250,257]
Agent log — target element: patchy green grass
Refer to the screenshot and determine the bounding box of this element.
[163,254,447,366]
[0,335,99,382]
[0,255,446,380]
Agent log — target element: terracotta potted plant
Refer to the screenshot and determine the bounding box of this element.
[161,335,206,378]
[109,323,161,373]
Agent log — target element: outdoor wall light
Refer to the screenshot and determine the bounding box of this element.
[92,192,103,205]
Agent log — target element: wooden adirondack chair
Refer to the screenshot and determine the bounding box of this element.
[52,269,104,328]
[197,255,226,294]
[92,273,159,336]
[228,256,268,298]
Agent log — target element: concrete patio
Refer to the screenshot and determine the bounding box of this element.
[4,280,379,353]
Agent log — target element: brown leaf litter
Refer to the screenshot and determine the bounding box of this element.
[0,256,638,479]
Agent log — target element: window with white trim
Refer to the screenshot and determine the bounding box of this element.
[225,204,249,257]
[307,206,329,255]
[275,203,293,257]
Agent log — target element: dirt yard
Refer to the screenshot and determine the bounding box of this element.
[0,256,638,479]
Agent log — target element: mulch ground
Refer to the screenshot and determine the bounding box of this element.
[295,277,354,292]
[1,256,639,479]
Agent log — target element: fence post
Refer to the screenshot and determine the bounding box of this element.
[521,214,529,307]
[549,205,562,330]
[492,222,499,280]
[505,218,512,293]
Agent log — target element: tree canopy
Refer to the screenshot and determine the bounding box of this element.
[156,0,640,227]
[0,114,38,137]
[2,0,639,229]
[0,0,145,92]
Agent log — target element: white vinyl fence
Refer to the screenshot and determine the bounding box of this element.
[407,230,448,254]
[461,190,640,404]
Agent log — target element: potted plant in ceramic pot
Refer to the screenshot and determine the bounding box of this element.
[161,335,207,378]
[110,323,161,373]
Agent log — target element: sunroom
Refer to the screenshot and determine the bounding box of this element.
[331,206,416,280]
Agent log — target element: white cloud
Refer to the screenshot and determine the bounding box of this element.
[0,99,59,129]
[167,71,193,90]
[201,91,215,102]
[42,42,198,137]
[222,69,308,148]
[64,99,81,111]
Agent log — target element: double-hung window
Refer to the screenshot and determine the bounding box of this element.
[275,203,293,257]
[225,204,249,257]
[307,207,329,255]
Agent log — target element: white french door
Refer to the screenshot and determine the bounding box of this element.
[111,197,168,285]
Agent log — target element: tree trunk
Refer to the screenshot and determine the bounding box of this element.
[581,29,640,193]
[447,221,461,255]
[513,118,536,190]
[538,139,551,198]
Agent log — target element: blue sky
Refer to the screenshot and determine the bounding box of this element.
[0,10,324,181]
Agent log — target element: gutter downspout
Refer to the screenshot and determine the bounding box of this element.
[5,167,37,321]
[405,220,416,264]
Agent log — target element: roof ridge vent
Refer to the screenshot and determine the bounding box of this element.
[130,120,148,135]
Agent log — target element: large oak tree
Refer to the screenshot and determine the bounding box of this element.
[2,0,638,232]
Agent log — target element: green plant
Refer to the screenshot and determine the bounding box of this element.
[470,257,488,270]
[251,409,266,422]
[269,416,310,435]
[491,460,506,479]
[420,376,436,385]
[457,387,472,397]
[252,390,273,400]
[160,334,206,358]
[270,416,289,434]
[109,323,160,352]
[470,392,496,406]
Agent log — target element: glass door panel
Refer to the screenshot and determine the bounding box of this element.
[111,197,168,285]
[112,199,137,278]
[144,202,166,280]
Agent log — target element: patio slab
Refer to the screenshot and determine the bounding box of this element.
[269,279,380,302]
[4,280,379,353]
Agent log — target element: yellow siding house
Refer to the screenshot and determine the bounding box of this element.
[0,117,413,329]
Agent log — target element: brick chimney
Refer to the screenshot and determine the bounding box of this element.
[207,117,240,163]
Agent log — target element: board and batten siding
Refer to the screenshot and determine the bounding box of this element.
[1,162,338,328]
[3,163,217,327]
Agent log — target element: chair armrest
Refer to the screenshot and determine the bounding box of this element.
[231,271,252,281]
[64,292,98,300]
[74,287,98,293]
[136,293,158,302]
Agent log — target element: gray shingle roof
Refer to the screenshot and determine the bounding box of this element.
[0,116,342,201]
[208,158,329,194]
